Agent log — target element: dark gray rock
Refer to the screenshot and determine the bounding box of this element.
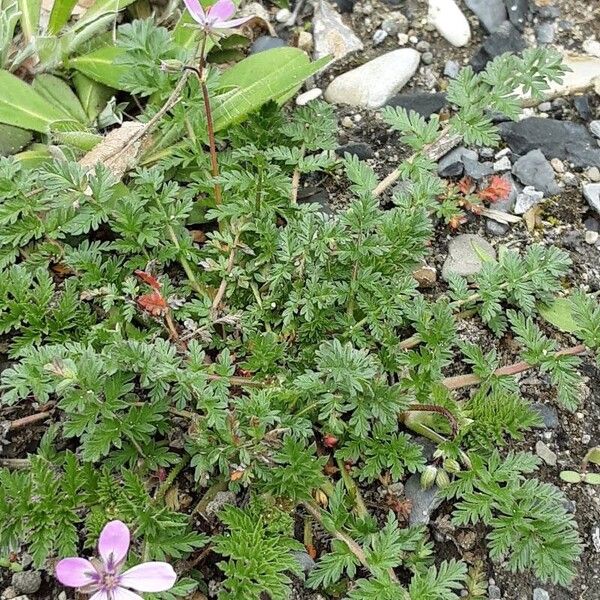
[504,0,528,30]
[583,183,600,216]
[535,21,555,44]
[531,403,559,429]
[471,21,527,70]
[463,157,494,179]
[386,92,448,118]
[584,216,600,232]
[333,0,355,13]
[498,118,600,168]
[574,96,594,122]
[405,473,442,525]
[298,187,332,215]
[438,147,478,177]
[250,36,285,54]
[512,149,561,195]
[464,0,507,32]
[11,572,42,595]
[335,142,374,160]
[534,4,560,19]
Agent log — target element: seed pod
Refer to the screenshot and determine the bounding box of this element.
[435,469,451,489]
[420,465,437,490]
[443,458,461,474]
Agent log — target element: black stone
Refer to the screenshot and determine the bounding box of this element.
[333,0,355,13]
[385,92,448,118]
[250,36,286,54]
[504,0,529,30]
[498,117,600,168]
[335,142,374,160]
[471,22,527,71]
[297,187,332,214]
[573,95,594,122]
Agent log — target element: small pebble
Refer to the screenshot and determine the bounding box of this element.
[582,433,592,444]
[533,589,550,600]
[589,120,600,139]
[585,231,599,245]
[493,156,512,171]
[296,88,323,106]
[421,51,434,64]
[11,572,41,596]
[538,101,552,112]
[416,40,431,52]
[563,172,577,187]
[398,33,409,45]
[275,7,291,22]
[297,30,313,53]
[535,441,557,466]
[444,59,460,78]
[373,29,388,45]
[341,116,354,128]
[587,167,600,182]
[550,158,564,173]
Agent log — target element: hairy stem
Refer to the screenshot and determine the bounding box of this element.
[303,500,402,585]
[336,457,369,518]
[442,344,587,390]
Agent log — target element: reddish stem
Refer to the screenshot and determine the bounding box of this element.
[8,411,51,430]
[442,344,587,390]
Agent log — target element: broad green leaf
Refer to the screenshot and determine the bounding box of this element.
[48,0,78,34]
[68,46,128,89]
[33,73,88,123]
[584,473,600,485]
[0,123,32,156]
[73,72,113,121]
[53,130,102,151]
[0,69,66,132]
[212,48,330,131]
[17,0,41,42]
[539,298,580,334]
[14,145,54,169]
[0,3,21,68]
[583,447,600,467]
[559,471,582,484]
[73,0,137,32]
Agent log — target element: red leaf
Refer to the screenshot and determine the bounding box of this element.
[137,291,168,316]
[323,434,339,448]
[135,269,162,290]
[478,175,511,203]
[458,176,474,196]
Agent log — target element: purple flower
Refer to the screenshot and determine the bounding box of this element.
[55,520,177,600]
[183,0,251,30]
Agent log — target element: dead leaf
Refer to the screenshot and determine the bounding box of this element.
[523,204,542,232]
[165,485,180,511]
[412,265,437,288]
[135,269,162,290]
[137,291,168,317]
[480,207,521,224]
[79,121,146,180]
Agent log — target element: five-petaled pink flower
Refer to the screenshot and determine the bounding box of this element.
[183,0,251,30]
[55,520,176,600]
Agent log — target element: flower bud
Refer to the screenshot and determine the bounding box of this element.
[420,465,437,490]
[160,59,184,73]
[443,458,461,474]
[435,469,451,489]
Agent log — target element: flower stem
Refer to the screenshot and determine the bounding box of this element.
[197,34,222,205]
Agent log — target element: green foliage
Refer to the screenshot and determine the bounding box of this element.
[213,502,303,600]
[0,39,588,600]
[443,451,581,586]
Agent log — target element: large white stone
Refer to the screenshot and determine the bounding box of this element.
[428,0,471,47]
[324,49,420,109]
[313,0,363,62]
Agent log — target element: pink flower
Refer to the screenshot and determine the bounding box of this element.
[183,0,251,30]
[55,521,176,600]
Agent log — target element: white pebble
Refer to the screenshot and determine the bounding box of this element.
[275,7,291,22]
[428,0,471,47]
[296,88,323,106]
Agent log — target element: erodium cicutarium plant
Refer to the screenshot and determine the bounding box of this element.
[55,520,176,600]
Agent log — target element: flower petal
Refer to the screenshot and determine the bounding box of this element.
[183,0,206,23]
[120,562,177,592]
[90,592,109,600]
[209,0,235,21]
[98,520,130,568]
[55,557,98,588]
[113,588,144,600]
[212,15,251,28]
